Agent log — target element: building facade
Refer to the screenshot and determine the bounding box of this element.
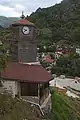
[10,18,38,63]
[1,14,52,114]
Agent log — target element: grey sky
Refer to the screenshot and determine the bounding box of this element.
[0,0,62,17]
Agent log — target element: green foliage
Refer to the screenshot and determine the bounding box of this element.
[0,91,80,120]
[38,28,52,46]
[0,44,9,71]
[28,0,80,46]
[48,90,80,120]
[0,29,10,71]
[0,94,43,120]
[51,55,80,77]
[40,60,50,68]
[0,29,11,43]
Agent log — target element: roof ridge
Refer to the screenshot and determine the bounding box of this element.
[12,18,34,26]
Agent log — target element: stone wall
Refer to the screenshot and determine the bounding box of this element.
[2,80,19,97]
[10,25,37,63]
[41,94,52,114]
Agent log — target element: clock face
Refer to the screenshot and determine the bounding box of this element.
[22,26,30,35]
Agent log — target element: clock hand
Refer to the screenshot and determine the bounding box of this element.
[24,29,27,32]
[24,29,28,31]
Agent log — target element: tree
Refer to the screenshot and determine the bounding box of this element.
[0,44,9,71]
[28,0,80,46]
[0,29,10,71]
[38,28,52,46]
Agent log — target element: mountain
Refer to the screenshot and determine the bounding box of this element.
[28,0,80,46]
[0,25,3,29]
[0,16,19,28]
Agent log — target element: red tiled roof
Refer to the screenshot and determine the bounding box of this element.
[12,19,34,26]
[44,59,55,63]
[43,55,51,59]
[1,62,52,83]
[43,55,55,63]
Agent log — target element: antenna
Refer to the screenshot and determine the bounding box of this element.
[21,11,25,19]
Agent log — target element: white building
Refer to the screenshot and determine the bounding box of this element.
[55,50,63,59]
[76,48,80,55]
[49,77,80,98]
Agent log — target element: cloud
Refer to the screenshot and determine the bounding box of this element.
[0,4,21,17]
[0,0,62,17]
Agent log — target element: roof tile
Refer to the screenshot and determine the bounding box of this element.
[1,62,52,83]
[13,19,34,26]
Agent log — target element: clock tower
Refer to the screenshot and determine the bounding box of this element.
[1,12,52,114]
[10,12,38,63]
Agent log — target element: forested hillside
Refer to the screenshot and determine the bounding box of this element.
[0,16,19,28]
[28,0,80,46]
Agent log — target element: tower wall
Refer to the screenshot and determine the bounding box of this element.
[10,25,37,63]
[10,26,19,62]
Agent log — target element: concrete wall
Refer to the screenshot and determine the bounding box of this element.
[2,80,19,97]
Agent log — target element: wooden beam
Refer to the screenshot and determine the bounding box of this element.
[38,84,40,103]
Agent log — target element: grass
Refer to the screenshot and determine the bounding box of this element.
[0,93,44,120]
[47,89,80,120]
[0,90,80,120]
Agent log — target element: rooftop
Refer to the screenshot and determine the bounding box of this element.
[1,62,52,83]
[12,19,34,26]
[43,55,55,63]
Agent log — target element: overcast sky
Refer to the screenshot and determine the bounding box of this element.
[0,0,62,17]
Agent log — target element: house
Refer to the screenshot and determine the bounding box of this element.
[76,48,80,55]
[42,55,55,64]
[1,62,52,107]
[55,50,63,59]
